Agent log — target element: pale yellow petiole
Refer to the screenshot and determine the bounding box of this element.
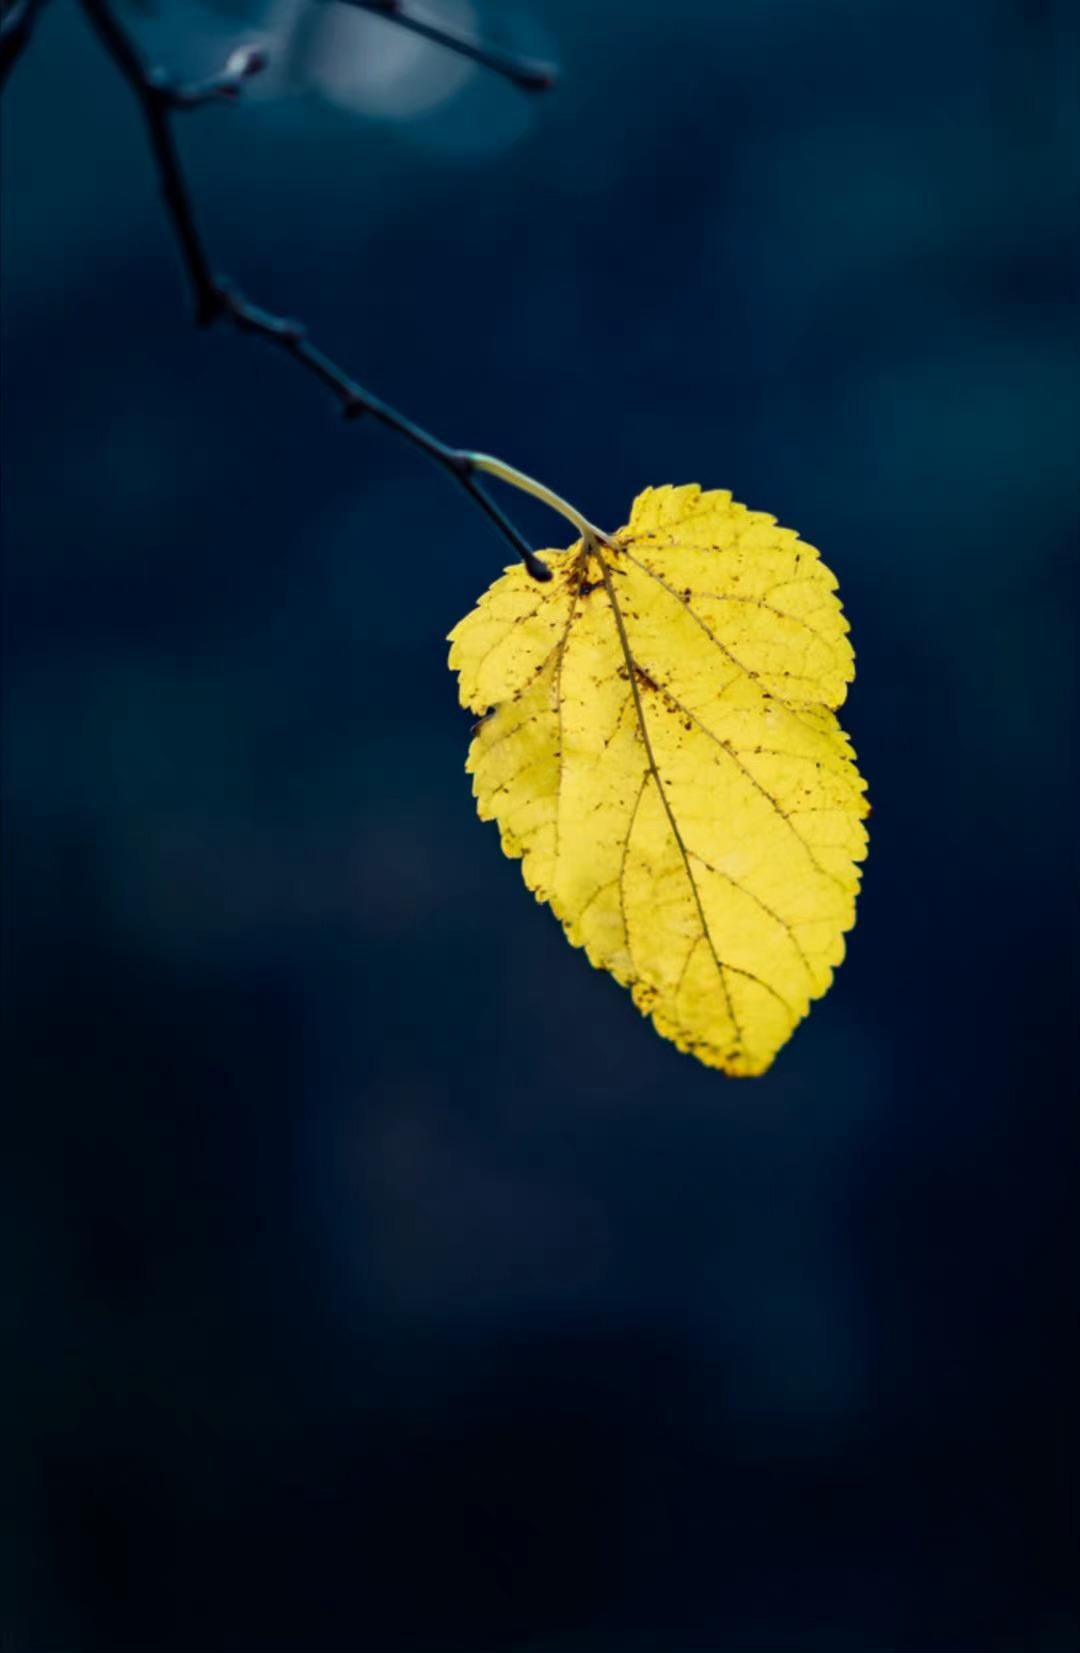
[465,452,612,550]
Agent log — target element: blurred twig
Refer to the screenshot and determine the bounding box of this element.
[0,0,47,87]
[337,0,555,92]
[13,0,558,580]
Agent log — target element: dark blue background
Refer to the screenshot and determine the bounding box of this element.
[4,1,1078,1647]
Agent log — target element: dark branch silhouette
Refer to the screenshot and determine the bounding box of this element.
[337,0,555,92]
[11,0,559,580]
[0,0,47,86]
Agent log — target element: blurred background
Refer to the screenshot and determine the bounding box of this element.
[3,0,1078,1647]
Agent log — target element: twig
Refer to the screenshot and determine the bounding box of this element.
[151,44,269,110]
[336,0,555,92]
[0,0,47,87]
[73,0,557,580]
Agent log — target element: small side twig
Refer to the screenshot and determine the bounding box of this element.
[337,0,555,92]
[151,44,269,110]
[0,0,47,87]
[73,0,556,580]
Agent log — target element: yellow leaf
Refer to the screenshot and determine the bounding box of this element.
[447,484,868,1076]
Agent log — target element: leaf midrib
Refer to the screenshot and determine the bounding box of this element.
[595,547,745,1053]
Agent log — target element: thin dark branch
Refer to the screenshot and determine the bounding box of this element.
[75,0,552,581]
[337,0,555,92]
[0,0,47,87]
